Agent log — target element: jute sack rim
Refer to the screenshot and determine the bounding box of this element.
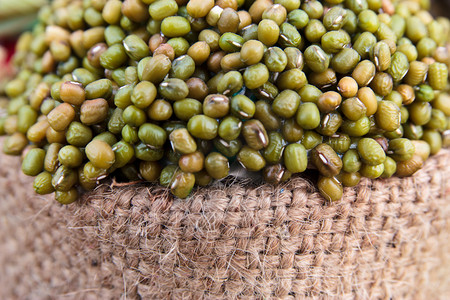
[0,147,449,299]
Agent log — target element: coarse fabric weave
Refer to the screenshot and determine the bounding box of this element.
[0,142,449,299]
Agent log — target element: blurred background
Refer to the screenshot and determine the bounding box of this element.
[0,0,48,90]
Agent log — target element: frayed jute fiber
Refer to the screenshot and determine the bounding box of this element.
[0,145,449,299]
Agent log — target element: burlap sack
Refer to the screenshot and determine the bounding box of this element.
[1,142,449,299]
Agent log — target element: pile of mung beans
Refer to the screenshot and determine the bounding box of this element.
[0,0,449,203]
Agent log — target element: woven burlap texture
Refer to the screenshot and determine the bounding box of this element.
[0,147,449,299]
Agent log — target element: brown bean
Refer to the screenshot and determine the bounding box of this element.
[60,81,86,106]
[179,151,205,173]
[47,103,75,131]
[80,98,109,125]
